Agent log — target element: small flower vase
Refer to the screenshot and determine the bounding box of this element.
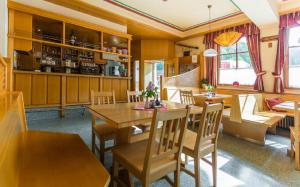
[144,97,150,109]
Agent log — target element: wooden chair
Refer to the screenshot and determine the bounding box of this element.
[181,102,224,187]
[290,101,300,170]
[179,90,201,129]
[127,90,151,133]
[127,90,144,103]
[112,106,191,187]
[90,90,117,164]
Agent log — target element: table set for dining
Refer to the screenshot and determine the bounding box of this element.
[86,89,227,187]
[88,100,203,145]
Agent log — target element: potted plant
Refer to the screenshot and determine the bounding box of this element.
[142,82,158,108]
[200,79,209,89]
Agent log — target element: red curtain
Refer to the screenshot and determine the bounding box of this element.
[204,33,218,86]
[244,25,265,91]
[203,23,263,91]
[273,12,300,93]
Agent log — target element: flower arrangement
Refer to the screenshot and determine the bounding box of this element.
[142,82,158,108]
[142,81,158,98]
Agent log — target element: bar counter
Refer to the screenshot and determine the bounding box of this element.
[13,70,131,110]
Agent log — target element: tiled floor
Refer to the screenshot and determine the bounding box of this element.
[28,112,300,187]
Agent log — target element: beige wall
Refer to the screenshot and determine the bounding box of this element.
[175,36,205,57]
[260,25,279,92]
[175,26,279,92]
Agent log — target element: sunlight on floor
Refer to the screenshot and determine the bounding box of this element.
[182,154,245,187]
[265,139,288,149]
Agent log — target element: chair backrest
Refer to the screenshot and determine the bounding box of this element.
[195,102,224,152]
[179,90,195,105]
[143,106,191,176]
[127,90,143,103]
[90,90,116,105]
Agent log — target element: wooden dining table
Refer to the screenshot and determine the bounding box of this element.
[87,100,203,145]
[193,93,232,106]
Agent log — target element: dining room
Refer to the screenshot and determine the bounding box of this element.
[1,0,300,187]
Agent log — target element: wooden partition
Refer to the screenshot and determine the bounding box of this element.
[215,88,300,110]
[160,67,201,103]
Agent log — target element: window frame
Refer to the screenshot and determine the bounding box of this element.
[284,26,300,89]
[217,37,254,86]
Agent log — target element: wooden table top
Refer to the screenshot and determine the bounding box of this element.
[19,131,110,187]
[193,93,232,100]
[87,101,203,128]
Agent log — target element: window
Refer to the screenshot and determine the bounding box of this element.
[218,37,255,85]
[287,26,300,88]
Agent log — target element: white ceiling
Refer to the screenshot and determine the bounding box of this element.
[105,0,240,30]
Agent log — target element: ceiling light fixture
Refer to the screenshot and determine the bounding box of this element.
[203,5,218,57]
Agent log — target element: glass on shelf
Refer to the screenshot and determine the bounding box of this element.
[103,33,128,55]
[65,23,101,50]
[32,15,63,43]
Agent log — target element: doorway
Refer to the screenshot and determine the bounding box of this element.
[144,60,164,93]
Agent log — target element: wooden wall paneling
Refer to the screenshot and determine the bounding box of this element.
[66,76,79,104]
[13,11,32,51]
[102,78,112,92]
[112,79,121,101]
[31,74,47,105]
[120,80,128,102]
[14,73,31,106]
[47,75,61,104]
[78,77,90,103]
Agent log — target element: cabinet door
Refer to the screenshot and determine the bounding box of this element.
[66,76,79,104]
[89,77,99,101]
[112,79,120,101]
[14,73,31,106]
[31,74,47,105]
[102,78,112,92]
[47,75,61,104]
[14,11,32,51]
[78,77,90,103]
[119,80,128,102]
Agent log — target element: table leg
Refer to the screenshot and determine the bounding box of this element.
[115,127,134,187]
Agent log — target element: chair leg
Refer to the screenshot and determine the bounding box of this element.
[295,142,300,170]
[112,159,119,187]
[212,151,217,187]
[185,154,189,165]
[192,114,196,129]
[174,164,180,187]
[92,132,96,154]
[142,181,150,187]
[194,158,201,187]
[99,137,105,164]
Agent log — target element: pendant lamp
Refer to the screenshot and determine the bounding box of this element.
[204,5,217,57]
